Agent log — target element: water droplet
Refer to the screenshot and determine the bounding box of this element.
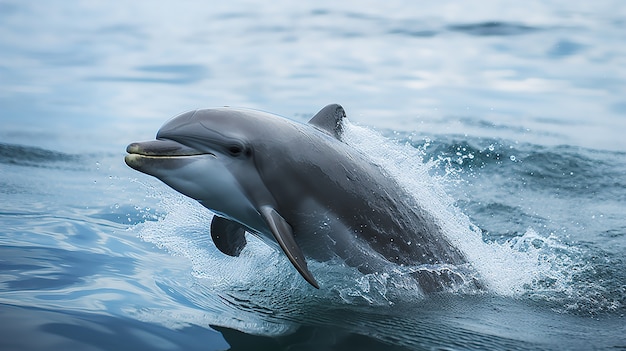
[510,155,516,162]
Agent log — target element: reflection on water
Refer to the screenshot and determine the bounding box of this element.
[1,304,229,351]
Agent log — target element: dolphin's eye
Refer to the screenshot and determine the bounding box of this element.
[228,145,243,156]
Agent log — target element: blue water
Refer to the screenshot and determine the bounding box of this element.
[1,1,625,350]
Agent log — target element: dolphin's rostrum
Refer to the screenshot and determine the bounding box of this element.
[125,104,478,292]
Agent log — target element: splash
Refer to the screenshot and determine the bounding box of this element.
[340,122,581,300]
[133,185,405,304]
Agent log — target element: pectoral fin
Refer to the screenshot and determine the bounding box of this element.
[259,206,320,289]
[210,216,247,257]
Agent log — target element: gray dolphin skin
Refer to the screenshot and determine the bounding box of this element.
[125,104,476,292]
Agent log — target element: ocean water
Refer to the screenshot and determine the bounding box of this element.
[1,1,625,350]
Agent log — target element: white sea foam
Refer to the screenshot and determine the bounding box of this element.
[341,121,577,298]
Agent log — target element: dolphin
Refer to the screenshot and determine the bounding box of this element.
[125,104,476,291]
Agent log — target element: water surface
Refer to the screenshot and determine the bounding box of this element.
[1,1,625,350]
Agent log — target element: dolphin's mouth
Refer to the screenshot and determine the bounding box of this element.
[125,139,215,169]
[126,139,214,157]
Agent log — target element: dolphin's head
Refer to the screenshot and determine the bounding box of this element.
[154,109,253,158]
[125,108,263,226]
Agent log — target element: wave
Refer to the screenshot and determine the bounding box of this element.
[382,130,626,315]
[447,21,540,36]
[0,142,80,169]
[399,134,626,201]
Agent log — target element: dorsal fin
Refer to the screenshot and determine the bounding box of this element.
[308,104,346,139]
